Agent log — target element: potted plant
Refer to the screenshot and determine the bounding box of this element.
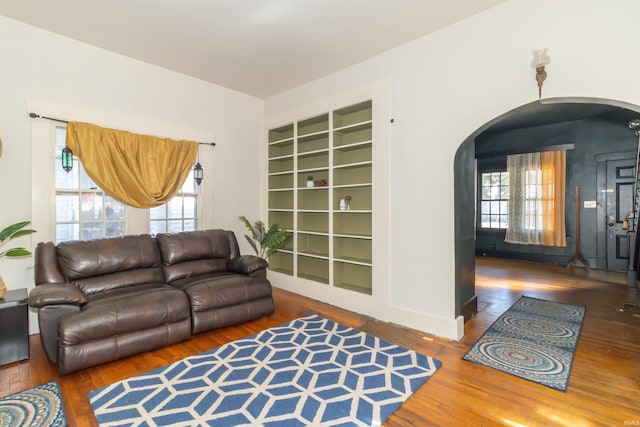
[239,216,292,259]
[307,175,314,187]
[0,221,37,298]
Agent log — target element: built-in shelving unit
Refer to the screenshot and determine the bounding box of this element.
[267,100,373,295]
[267,124,295,275]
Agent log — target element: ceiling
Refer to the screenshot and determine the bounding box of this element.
[0,0,507,98]
[4,0,638,133]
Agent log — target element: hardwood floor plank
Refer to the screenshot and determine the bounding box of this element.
[0,257,638,426]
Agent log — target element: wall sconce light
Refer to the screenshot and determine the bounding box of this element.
[193,162,203,186]
[61,146,73,173]
[629,119,640,136]
[531,48,550,99]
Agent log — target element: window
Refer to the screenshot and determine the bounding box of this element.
[34,121,210,246]
[480,171,509,229]
[524,169,543,231]
[55,126,126,243]
[149,170,199,235]
[504,151,566,246]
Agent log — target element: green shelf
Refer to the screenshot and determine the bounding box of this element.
[267,99,373,294]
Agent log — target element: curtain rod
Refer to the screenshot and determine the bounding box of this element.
[28,112,216,147]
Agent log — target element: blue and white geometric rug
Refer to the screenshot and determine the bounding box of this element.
[463,296,586,391]
[89,314,442,426]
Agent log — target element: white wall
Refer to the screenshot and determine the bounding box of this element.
[0,17,264,333]
[265,0,640,339]
[3,0,639,340]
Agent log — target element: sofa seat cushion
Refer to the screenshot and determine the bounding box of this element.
[59,285,190,347]
[172,274,272,312]
[87,283,170,303]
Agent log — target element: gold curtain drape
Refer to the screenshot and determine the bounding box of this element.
[541,150,566,247]
[65,122,200,208]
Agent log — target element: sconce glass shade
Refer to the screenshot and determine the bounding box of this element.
[531,48,551,68]
[193,162,203,186]
[61,146,73,173]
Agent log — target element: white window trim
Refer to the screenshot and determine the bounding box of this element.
[31,120,206,244]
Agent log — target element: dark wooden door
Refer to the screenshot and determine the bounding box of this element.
[606,158,636,271]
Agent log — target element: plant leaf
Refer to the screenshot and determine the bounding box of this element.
[8,229,37,240]
[254,220,266,246]
[264,229,291,249]
[4,247,32,257]
[0,221,31,242]
[244,234,259,257]
[239,216,257,240]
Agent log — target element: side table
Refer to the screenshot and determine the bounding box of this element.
[0,288,29,366]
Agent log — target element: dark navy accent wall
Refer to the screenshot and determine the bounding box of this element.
[475,118,637,266]
[454,141,476,317]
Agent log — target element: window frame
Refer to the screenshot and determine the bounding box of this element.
[478,169,509,231]
[31,120,208,246]
[149,169,201,235]
[53,125,128,243]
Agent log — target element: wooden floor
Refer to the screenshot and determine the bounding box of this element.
[1,257,639,426]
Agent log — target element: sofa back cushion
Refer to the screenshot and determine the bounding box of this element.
[57,234,163,295]
[157,229,240,283]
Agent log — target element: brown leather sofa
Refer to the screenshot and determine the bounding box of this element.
[28,229,274,375]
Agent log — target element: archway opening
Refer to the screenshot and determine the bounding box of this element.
[454,97,640,321]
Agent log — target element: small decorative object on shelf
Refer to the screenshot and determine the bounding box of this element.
[307,176,314,187]
[345,195,352,210]
[339,198,347,210]
[314,178,328,187]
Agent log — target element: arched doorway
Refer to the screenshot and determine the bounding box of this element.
[454,97,640,321]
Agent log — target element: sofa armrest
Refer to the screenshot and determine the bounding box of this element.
[229,255,268,276]
[28,283,88,308]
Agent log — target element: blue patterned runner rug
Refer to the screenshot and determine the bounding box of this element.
[89,314,442,426]
[0,380,67,427]
[463,296,586,391]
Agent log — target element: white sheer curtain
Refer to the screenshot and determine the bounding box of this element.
[505,152,543,244]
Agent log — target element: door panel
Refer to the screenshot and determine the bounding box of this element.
[606,159,636,271]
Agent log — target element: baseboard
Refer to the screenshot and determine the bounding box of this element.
[270,271,464,341]
[461,295,478,323]
[475,249,596,268]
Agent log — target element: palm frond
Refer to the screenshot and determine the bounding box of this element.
[264,229,292,249]
[244,234,259,257]
[253,220,267,246]
[239,216,257,240]
[239,216,292,260]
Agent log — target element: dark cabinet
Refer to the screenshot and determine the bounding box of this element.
[0,288,29,366]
